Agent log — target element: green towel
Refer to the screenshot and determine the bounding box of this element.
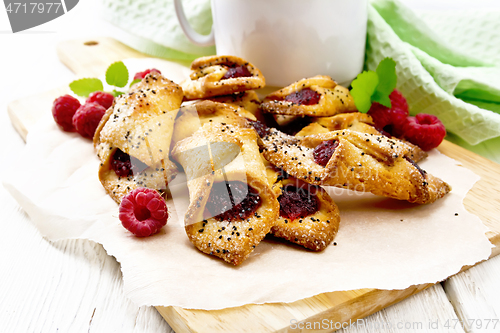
[103,0,500,162]
[102,0,214,60]
[367,0,500,162]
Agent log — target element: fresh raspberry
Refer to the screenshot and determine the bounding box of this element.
[133,68,161,81]
[86,91,114,110]
[72,102,106,139]
[119,188,168,237]
[52,95,81,132]
[367,89,409,137]
[389,89,409,113]
[402,114,446,151]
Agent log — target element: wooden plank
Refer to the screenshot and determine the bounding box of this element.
[7,37,500,333]
[7,87,68,142]
[0,187,173,333]
[443,255,500,333]
[56,37,147,77]
[338,284,466,333]
[158,286,433,333]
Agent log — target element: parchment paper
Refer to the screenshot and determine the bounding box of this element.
[3,59,493,310]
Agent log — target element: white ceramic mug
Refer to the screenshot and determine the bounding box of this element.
[174,0,367,87]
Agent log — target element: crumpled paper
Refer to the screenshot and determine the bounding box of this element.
[3,59,493,310]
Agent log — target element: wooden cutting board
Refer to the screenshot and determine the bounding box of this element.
[8,37,500,333]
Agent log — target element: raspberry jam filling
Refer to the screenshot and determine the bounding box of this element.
[278,185,319,220]
[284,88,321,105]
[222,65,252,80]
[206,181,262,221]
[111,149,148,177]
[404,156,427,178]
[313,140,339,167]
[247,119,270,138]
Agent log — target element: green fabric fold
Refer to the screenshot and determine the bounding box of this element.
[411,47,500,114]
[103,0,500,160]
[102,0,214,60]
[371,0,491,68]
[367,0,500,151]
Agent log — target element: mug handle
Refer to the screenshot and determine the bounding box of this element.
[173,0,215,46]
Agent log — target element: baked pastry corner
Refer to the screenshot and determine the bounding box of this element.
[181,55,265,100]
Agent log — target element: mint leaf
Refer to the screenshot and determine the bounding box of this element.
[350,71,379,113]
[106,61,129,88]
[372,92,392,108]
[130,78,142,87]
[373,58,397,107]
[350,57,398,112]
[375,58,397,94]
[69,78,103,97]
[111,89,125,97]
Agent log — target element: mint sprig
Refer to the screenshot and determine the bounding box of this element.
[69,61,133,98]
[350,58,397,113]
[69,78,104,98]
[106,61,129,88]
[130,78,142,86]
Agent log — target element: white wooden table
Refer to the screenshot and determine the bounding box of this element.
[1,0,499,332]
